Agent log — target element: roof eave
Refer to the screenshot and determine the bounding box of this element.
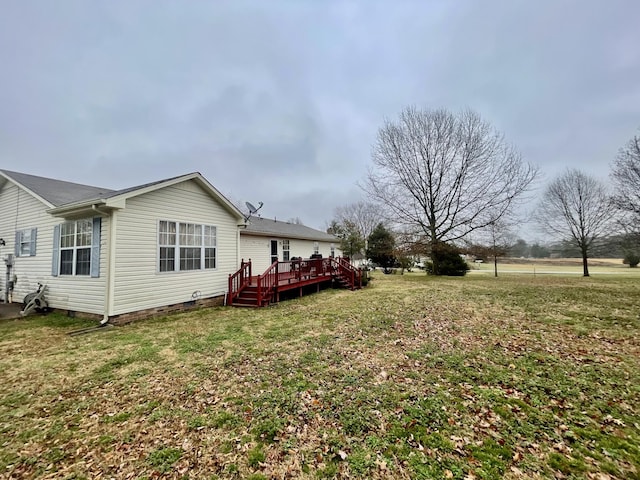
[47,198,124,218]
[240,230,338,242]
[0,170,55,208]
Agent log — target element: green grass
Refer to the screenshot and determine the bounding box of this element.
[0,272,638,478]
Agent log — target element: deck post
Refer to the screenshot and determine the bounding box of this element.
[257,275,262,306]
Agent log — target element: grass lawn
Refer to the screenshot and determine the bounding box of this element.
[1,272,638,479]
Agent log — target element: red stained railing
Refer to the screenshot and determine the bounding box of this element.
[228,256,362,307]
[257,260,279,306]
[228,259,252,306]
[332,257,362,289]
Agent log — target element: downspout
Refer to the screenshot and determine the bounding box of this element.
[92,205,116,325]
[104,208,117,324]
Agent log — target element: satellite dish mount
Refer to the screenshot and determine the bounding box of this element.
[244,201,263,221]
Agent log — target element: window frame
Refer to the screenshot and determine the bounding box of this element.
[282,239,290,261]
[15,228,37,257]
[158,220,217,273]
[59,219,93,276]
[313,241,319,255]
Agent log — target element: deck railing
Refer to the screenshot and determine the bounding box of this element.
[332,257,361,289]
[227,256,362,307]
[256,260,279,306]
[227,259,252,306]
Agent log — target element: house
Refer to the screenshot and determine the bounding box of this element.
[0,170,245,323]
[240,217,341,273]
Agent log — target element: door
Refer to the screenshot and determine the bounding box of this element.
[270,240,278,264]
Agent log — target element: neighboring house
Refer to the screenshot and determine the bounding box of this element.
[240,217,341,274]
[0,170,245,323]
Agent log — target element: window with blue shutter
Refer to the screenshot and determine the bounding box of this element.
[52,218,101,276]
[15,228,37,257]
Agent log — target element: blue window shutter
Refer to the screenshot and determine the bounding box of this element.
[30,228,37,256]
[52,225,60,276]
[14,231,21,257]
[91,217,101,278]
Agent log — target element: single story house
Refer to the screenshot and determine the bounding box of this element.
[0,170,245,323]
[240,217,341,273]
[0,170,341,323]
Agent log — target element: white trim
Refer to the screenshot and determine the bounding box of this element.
[105,210,117,321]
[0,171,55,208]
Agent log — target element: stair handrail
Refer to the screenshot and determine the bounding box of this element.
[228,259,252,306]
[257,260,279,306]
[332,256,361,290]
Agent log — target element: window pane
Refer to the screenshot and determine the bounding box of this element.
[20,231,31,256]
[76,219,92,247]
[76,248,91,275]
[60,250,74,275]
[180,247,201,270]
[204,225,216,247]
[159,247,175,272]
[60,223,75,248]
[159,221,176,246]
[180,223,202,246]
[204,247,216,269]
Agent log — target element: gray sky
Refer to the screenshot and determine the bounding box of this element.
[1,1,638,238]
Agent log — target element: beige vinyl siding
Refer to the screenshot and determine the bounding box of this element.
[0,182,107,314]
[111,180,239,315]
[240,234,340,274]
[239,236,272,273]
[288,239,338,260]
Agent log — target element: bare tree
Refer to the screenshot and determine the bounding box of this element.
[466,219,514,277]
[610,130,640,230]
[363,106,537,274]
[535,169,615,277]
[334,201,381,244]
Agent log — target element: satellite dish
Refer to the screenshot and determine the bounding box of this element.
[246,201,258,214]
[244,201,263,221]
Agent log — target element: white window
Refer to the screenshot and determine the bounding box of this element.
[159,220,177,272]
[204,225,216,269]
[313,242,319,255]
[330,243,335,258]
[282,239,290,261]
[158,221,216,272]
[15,228,37,257]
[60,219,92,276]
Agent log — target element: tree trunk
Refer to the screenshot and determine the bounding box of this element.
[581,249,590,277]
[494,255,498,277]
[429,239,439,275]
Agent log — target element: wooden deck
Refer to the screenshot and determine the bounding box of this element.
[251,270,333,290]
[228,257,361,307]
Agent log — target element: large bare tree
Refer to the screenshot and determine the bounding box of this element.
[536,169,615,277]
[363,106,537,274]
[610,130,640,228]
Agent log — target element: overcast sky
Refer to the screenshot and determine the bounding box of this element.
[1,1,638,238]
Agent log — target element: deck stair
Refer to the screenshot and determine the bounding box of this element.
[228,257,362,307]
